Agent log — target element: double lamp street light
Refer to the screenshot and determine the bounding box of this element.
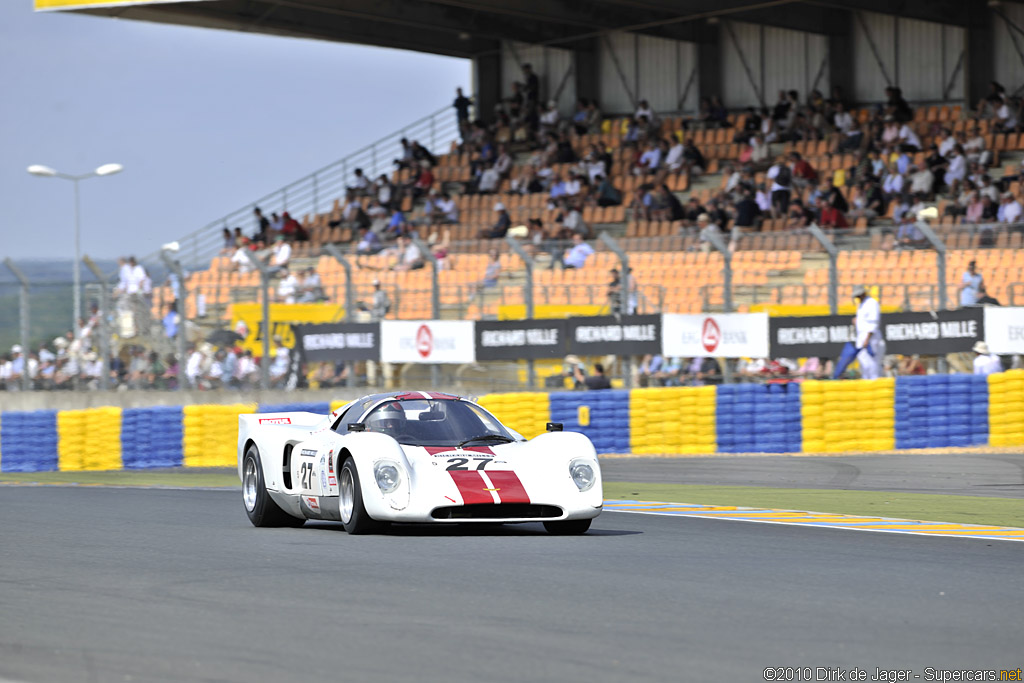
[27,162,124,335]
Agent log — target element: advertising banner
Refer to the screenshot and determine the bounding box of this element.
[882,308,983,355]
[36,0,208,10]
[662,313,769,358]
[380,320,476,364]
[475,320,568,361]
[565,315,661,356]
[982,307,1024,355]
[770,315,855,359]
[293,323,380,363]
[229,302,346,354]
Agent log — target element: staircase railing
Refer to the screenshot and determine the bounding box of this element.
[143,101,464,270]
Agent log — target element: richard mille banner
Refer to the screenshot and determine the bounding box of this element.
[770,315,856,358]
[293,323,380,362]
[770,309,985,357]
[565,315,661,356]
[881,309,983,355]
[474,320,568,361]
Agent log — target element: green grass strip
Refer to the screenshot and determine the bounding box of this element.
[0,469,239,488]
[604,483,1024,529]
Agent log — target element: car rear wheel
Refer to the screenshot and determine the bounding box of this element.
[243,445,305,528]
[339,458,388,535]
[543,518,592,535]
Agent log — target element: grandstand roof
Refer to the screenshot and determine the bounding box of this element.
[61,0,1006,59]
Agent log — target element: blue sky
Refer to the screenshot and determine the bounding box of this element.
[0,3,471,261]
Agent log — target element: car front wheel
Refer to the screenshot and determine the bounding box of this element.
[339,458,388,535]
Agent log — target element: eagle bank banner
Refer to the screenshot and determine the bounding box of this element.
[293,323,380,363]
[662,313,769,358]
[475,320,568,361]
[983,307,1024,354]
[380,320,476,364]
[566,315,661,356]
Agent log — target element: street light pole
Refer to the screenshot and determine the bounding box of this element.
[27,163,123,336]
[73,177,82,333]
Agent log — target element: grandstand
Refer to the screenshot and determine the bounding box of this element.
[48,0,1024,358]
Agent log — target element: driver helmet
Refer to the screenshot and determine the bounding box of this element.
[368,401,406,436]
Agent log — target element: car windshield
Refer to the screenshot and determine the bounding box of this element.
[361,399,516,446]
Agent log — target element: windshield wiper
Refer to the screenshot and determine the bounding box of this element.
[457,433,514,447]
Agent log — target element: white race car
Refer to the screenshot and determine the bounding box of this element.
[237,392,602,534]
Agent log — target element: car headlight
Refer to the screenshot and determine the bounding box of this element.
[374,461,402,494]
[569,459,596,492]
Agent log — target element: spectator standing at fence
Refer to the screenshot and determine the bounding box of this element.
[959,260,984,307]
[583,363,612,390]
[366,279,391,320]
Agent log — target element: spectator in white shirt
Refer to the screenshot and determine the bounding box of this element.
[995,97,1018,132]
[972,341,1002,375]
[897,123,921,151]
[562,233,594,269]
[943,146,967,195]
[269,235,291,271]
[635,140,662,175]
[634,99,654,123]
[832,102,854,133]
[964,127,991,167]
[563,172,583,197]
[349,168,370,196]
[908,165,934,197]
[998,192,1022,223]
[277,266,299,304]
[664,138,685,173]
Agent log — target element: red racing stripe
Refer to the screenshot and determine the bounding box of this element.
[448,471,494,505]
[485,471,531,504]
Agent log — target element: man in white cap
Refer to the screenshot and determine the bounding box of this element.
[853,285,883,379]
[972,341,1002,376]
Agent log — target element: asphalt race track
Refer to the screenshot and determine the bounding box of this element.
[1,484,1021,683]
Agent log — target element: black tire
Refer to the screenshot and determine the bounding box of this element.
[242,445,305,528]
[339,458,388,535]
[544,518,592,535]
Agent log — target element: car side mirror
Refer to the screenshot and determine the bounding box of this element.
[546,422,563,432]
[348,423,366,432]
